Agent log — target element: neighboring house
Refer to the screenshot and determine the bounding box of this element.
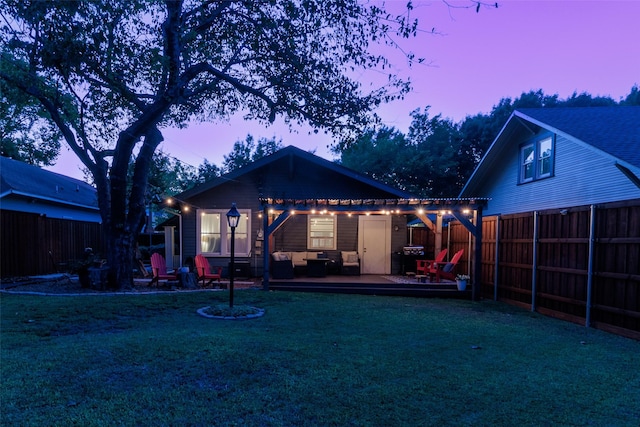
[0,156,102,277]
[460,106,640,215]
[457,107,640,338]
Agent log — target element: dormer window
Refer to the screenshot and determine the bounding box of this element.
[519,135,554,183]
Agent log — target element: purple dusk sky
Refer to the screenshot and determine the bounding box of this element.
[48,0,640,180]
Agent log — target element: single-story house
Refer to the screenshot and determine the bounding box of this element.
[460,106,640,214]
[171,145,487,294]
[0,156,102,276]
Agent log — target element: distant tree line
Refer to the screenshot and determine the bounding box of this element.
[336,86,640,197]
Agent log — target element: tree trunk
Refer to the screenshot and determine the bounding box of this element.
[105,126,163,290]
[107,229,135,290]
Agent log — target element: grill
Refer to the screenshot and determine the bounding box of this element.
[403,246,424,256]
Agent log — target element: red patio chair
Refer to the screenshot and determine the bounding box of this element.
[416,249,448,276]
[194,254,223,287]
[150,253,178,285]
[430,249,464,283]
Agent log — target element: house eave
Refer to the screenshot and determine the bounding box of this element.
[0,189,100,211]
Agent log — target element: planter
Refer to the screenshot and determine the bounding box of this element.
[88,266,109,290]
[456,279,467,291]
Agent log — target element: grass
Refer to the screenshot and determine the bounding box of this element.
[1,289,639,426]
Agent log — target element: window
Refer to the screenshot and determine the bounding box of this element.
[538,137,553,177]
[521,144,535,182]
[198,209,251,256]
[308,215,336,250]
[520,135,554,183]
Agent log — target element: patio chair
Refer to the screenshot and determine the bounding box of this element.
[150,253,178,285]
[270,252,294,279]
[416,249,448,276]
[194,254,223,287]
[429,249,464,283]
[340,251,360,275]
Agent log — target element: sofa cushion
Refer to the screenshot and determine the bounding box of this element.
[291,251,308,267]
[272,252,293,262]
[341,251,359,266]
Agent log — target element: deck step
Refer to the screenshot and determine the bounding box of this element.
[268,281,470,298]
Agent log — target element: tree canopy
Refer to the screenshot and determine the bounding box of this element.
[0,78,62,166]
[222,135,284,173]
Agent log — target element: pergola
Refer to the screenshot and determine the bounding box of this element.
[260,197,490,300]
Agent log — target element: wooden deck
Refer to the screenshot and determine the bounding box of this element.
[267,275,472,299]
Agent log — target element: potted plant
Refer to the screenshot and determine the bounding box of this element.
[71,248,106,288]
[70,248,96,288]
[455,274,470,291]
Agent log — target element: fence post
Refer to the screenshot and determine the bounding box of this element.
[531,211,539,312]
[494,216,500,301]
[586,204,597,328]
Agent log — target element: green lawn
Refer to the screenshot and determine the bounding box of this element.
[2,290,639,426]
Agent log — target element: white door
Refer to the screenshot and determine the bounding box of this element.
[358,216,391,274]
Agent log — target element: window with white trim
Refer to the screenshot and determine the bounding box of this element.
[520,135,554,183]
[308,215,336,250]
[197,209,251,256]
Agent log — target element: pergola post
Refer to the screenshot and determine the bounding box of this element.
[435,213,443,255]
[262,206,270,290]
[473,206,483,301]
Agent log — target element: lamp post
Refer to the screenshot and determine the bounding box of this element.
[226,203,241,308]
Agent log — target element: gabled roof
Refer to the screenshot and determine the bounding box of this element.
[460,106,640,196]
[0,156,98,210]
[516,107,640,168]
[178,145,416,200]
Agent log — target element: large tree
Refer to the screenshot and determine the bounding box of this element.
[0,0,416,288]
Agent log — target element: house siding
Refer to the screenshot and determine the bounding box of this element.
[181,174,262,273]
[479,132,640,216]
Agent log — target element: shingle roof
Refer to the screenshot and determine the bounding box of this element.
[0,156,98,209]
[516,106,640,168]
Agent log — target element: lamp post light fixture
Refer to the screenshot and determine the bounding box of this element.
[226,203,241,308]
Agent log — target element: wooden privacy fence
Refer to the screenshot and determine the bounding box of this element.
[449,198,640,340]
[1,210,105,277]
